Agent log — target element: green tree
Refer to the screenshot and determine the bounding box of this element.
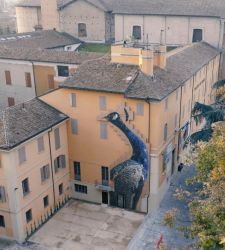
[189,122,225,249]
[191,79,225,144]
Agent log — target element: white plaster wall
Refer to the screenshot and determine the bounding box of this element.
[115,14,222,48]
[59,0,106,42]
[0,60,36,110]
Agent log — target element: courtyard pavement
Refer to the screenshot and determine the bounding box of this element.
[27,200,144,250]
[127,165,197,250]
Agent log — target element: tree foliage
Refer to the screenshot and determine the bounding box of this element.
[189,122,225,249]
[191,80,225,144]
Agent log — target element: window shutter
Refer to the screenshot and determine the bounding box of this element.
[100,122,108,139]
[54,128,60,150]
[18,147,26,164]
[99,96,106,110]
[61,155,66,168]
[5,71,11,85]
[71,119,78,135]
[69,93,76,107]
[0,186,6,202]
[37,136,44,152]
[46,164,50,178]
[25,72,32,87]
[48,75,55,89]
[54,158,58,173]
[40,168,45,182]
[136,103,144,116]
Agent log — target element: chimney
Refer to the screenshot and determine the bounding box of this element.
[140,49,154,76]
[154,45,167,69]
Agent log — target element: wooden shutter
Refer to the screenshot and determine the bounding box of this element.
[8,97,15,107]
[71,119,78,135]
[69,93,76,107]
[40,167,45,182]
[54,158,58,173]
[60,155,66,168]
[18,147,26,164]
[5,71,11,85]
[54,128,60,150]
[25,72,32,87]
[37,136,44,152]
[48,75,55,89]
[46,164,50,178]
[99,96,106,110]
[0,186,6,202]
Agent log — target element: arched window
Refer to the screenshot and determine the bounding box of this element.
[78,23,87,37]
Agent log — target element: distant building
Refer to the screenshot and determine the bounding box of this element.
[0,46,103,110]
[15,0,225,48]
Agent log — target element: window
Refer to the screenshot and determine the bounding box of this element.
[37,136,44,153]
[192,29,203,42]
[78,23,87,37]
[100,122,108,139]
[5,71,11,85]
[25,209,32,223]
[40,165,50,182]
[54,155,66,173]
[69,93,76,107]
[71,119,78,135]
[25,72,32,87]
[99,96,106,111]
[54,128,60,150]
[43,195,49,208]
[164,98,168,111]
[8,97,15,107]
[132,25,141,40]
[74,184,87,194]
[0,186,6,203]
[22,178,30,196]
[57,65,69,77]
[136,103,144,116]
[59,183,63,195]
[0,215,5,227]
[101,166,109,186]
[48,75,54,89]
[74,161,81,181]
[18,146,26,165]
[164,123,168,141]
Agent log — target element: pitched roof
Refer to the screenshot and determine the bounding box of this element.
[0,98,68,150]
[60,42,220,101]
[0,30,81,49]
[17,0,225,18]
[61,54,138,93]
[0,46,105,65]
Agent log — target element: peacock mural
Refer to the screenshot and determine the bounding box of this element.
[105,108,149,210]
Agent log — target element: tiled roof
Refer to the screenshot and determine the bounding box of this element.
[60,42,220,101]
[0,30,81,49]
[0,98,68,150]
[17,0,225,18]
[61,55,138,93]
[0,46,105,65]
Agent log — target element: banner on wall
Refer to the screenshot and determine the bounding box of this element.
[179,122,190,149]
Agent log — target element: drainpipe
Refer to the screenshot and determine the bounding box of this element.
[177,86,183,162]
[31,61,37,97]
[146,98,151,214]
[48,130,56,209]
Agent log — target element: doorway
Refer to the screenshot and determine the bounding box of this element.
[172,149,176,175]
[102,191,108,204]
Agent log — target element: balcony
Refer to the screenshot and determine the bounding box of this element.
[95,180,114,192]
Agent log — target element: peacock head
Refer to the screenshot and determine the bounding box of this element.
[105,112,121,122]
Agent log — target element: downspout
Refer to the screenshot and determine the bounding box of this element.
[31,62,37,97]
[146,98,151,214]
[177,86,183,162]
[48,130,56,209]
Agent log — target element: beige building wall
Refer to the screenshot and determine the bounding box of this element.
[59,0,106,42]
[16,7,41,33]
[0,122,69,242]
[41,0,60,31]
[115,14,224,48]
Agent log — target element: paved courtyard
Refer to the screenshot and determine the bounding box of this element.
[28,200,144,250]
